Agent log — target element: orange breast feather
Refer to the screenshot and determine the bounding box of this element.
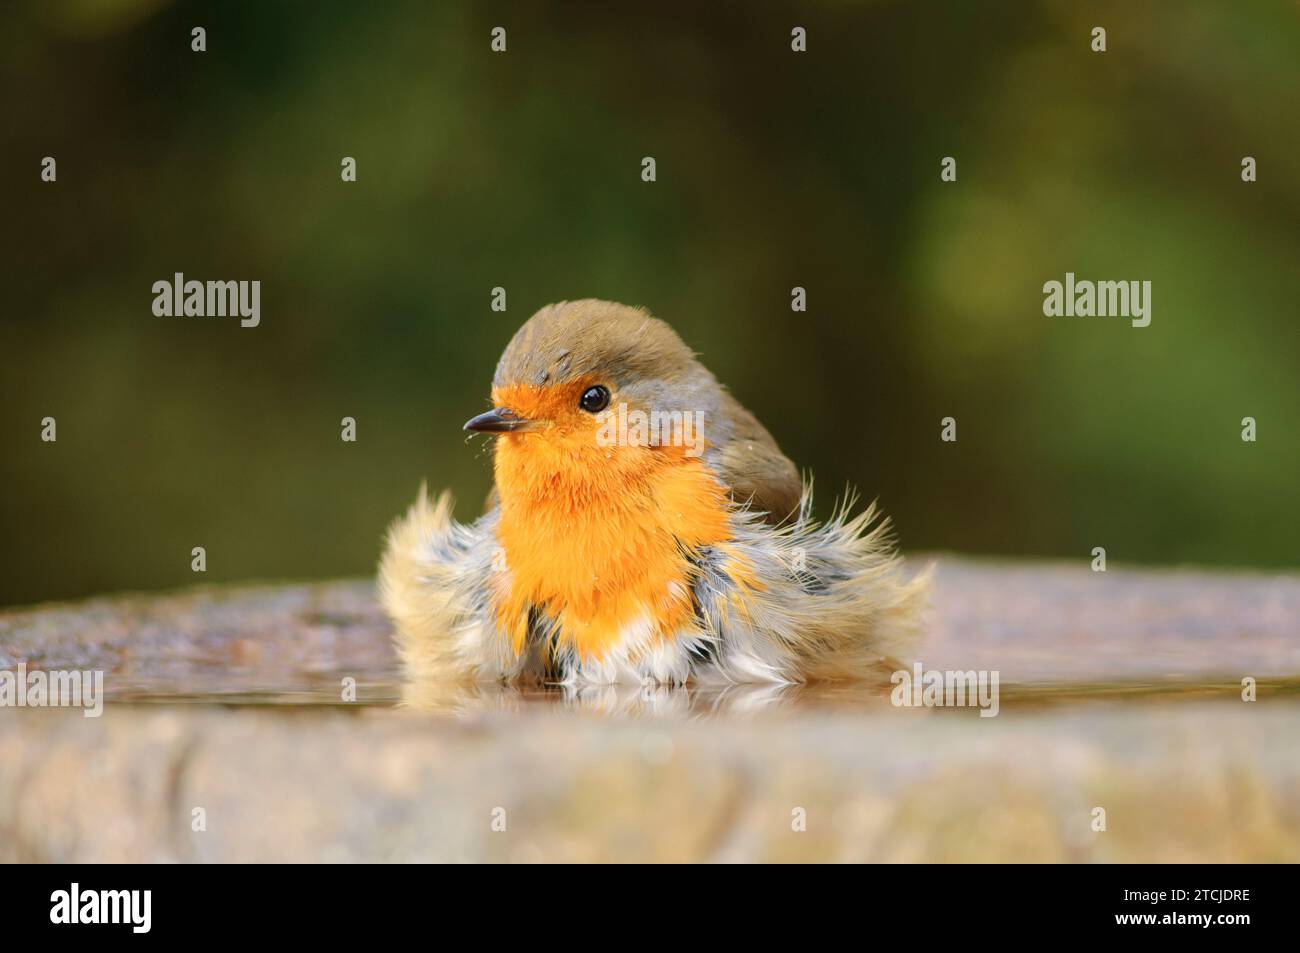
[491,394,733,662]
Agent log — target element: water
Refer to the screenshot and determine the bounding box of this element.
[104,667,1300,717]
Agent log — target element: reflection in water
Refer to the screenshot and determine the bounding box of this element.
[399,677,816,716]
[397,658,906,716]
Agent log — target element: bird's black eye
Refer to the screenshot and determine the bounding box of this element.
[579,385,611,413]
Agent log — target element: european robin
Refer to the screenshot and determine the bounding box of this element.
[380,300,928,685]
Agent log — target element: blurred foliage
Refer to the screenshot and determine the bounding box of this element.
[2,0,1297,604]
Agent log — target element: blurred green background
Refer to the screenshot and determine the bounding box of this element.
[2,0,1297,606]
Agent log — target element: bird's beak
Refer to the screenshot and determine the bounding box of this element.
[463,407,539,433]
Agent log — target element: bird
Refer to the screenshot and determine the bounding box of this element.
[380,299,929,687]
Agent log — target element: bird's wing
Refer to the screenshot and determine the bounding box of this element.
[716,392,803,524]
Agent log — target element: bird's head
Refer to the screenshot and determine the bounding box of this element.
[465,300,727,494]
